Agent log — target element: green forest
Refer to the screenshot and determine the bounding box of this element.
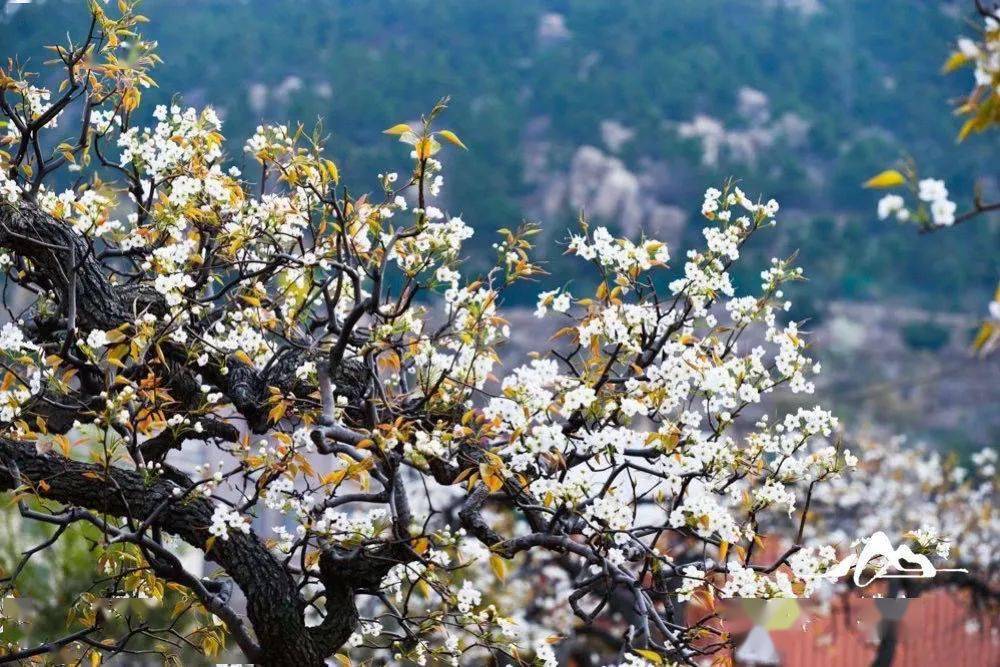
[3,0,998,312]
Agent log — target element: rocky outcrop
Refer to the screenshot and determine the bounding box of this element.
[521,117,688,247]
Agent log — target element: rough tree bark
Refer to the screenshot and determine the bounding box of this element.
[0,436,357,665]
[0,202,368,665]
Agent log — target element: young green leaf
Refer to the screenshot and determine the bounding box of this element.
[438,129,468,150]
[383,123,412,136]
[862,169,906,189]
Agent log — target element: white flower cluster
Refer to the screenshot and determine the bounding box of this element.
[0,322,43,424]
[208,505,251,541]
[89,108,122,134]
[534,288,572,318]
[576,301,661,353]
[609,655,662,667]
[918,178,957,227]
[568,226,670,277]
[455,580,482,614]
[382,562,428,601]
[668,481,742,543]
[0,170,20,206]
[672,187,778,313]
[85,329,111,349]
[1,84,59,143]
[314,507,389,543]
[201,307,273,366]
[0,322,38,355]
[956,16,1000,93]
[807,435,997,573]
[119,105,223,180]
[411,284,505,399]
[529,467,595,507]
[702,185,779,221]
[582,493,633,538]
[259,471,395,551]
[675,566,706,601]
[244,123,295,160]
[33,187,120,238]
[0,380,34,424]
[911,525,952,560]
[392,212,474,274]
[403,429,451,467]
[877,177,958,227]
[560,384,597,417]
[876,193,909,222]
[770,322,818,394]
[262,475,296,511]
[346,620,384,649]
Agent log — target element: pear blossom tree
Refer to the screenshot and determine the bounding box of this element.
[0,3,964,666]
[865,0,1000,352]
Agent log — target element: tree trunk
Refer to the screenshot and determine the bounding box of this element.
[0,437,354,665]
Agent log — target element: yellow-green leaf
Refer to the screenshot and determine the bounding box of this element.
[633,649,664,665]
[484,471,504,493]
[862,169,906,189]
[382,123,412,136]
[267,400,288,424]
[489,553,506,582]
[324,159,340,184]
[957,115,981,143]
[233,350,254,367]
[942,51,971,73]
[438,129,467,150]
[123,87,141,113]
[972,321,994,352]
[201,634,218,657]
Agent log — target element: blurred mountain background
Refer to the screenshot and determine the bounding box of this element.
[3,0,998,451]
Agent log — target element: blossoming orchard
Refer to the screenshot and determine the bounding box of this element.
[0,3,995,667]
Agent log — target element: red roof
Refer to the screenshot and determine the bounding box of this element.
[692,588,999,666]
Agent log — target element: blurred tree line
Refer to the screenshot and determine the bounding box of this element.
[2,0,996,312]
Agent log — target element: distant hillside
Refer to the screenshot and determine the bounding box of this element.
[3,0,997,311]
